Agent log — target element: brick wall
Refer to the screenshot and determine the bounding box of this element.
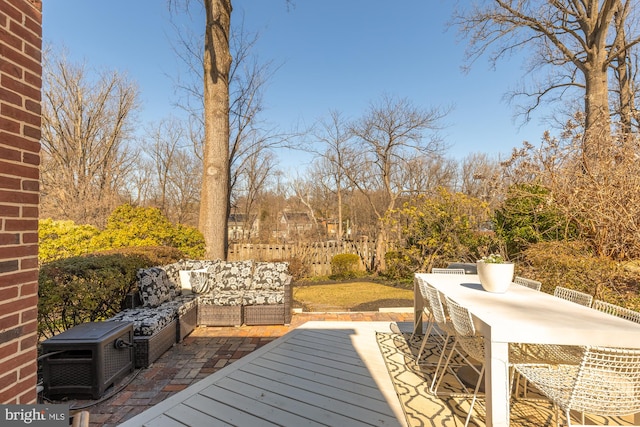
[0,0,42,404]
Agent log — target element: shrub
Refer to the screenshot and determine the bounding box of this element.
[389,188,500,271]
[92,204,206,258]
[382,250,419,280]
[283,256,307,281]
[38,219,100,263]
[495,183,577,256]
[518,241,640,311]
[38,252,154,339]
[95,245,185,266]
[330,253,363,279]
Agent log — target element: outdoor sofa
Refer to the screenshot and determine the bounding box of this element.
[105,259,293,368]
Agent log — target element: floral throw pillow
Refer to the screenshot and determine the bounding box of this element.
[214,260,254,291]
[137,267,175,308]
[250,262,290,291]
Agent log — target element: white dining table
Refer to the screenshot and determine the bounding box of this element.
[414,273,640,427]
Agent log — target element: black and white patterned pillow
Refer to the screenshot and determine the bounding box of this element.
[137,267,176,308]
[162,262,183,296]
[188,270,212,294]
[214,260,254,291]
[250,262,290,291]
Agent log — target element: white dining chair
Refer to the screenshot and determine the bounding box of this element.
[416,283,462,395]
[431,267,466,274]
[592,299,640,324]
[513,345,640,426]
[410,277,433,340]
[553,286,593,307]
[514,276,542,291]
[442,297,534,427]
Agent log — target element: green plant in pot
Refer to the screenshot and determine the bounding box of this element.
[476,253,514,293]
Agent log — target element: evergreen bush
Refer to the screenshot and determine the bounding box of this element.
[330,253,362,279]
[38,252,155,339]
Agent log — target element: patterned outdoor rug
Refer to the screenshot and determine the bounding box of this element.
[377,327,635,427]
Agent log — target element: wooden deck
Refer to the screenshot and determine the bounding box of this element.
[119,321,407,427]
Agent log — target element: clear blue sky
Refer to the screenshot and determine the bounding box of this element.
[42,1,551,171]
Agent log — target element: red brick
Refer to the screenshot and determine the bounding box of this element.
[0,144,21,161]
[1,102,39,126]
[2,72,41,101]
[0,130,40,151]
[0,341,18,361]
[0,160,38,179]
[1,218,36,232]
[0,233,19,244]
[0,56,22,79]
[0,1,20,23]
[0,371,17,389]
[0,189,39,203]
[0,285,18,301]
[20,306,37,323]
[8,0,41,20]
[0,373,34,403]
[23,69,40,90]
[0,204,19,216]
[21,232,38,243]
[0,349,32,375]
[0,313,19,330]
[0,294,36,314]
[19,256,37,269]
[19,332,36,352]
[21,178,38,191]
[0,269,37,287]
[0,85,23,106]
[23,151,39,166]
[0,175,21,189]
[21,206,37,218]
[0,116,19,133]
[22,38,40,62]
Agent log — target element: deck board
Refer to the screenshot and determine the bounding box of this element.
[119,321,406,427]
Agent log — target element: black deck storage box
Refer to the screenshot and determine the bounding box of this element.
[41,321,134,399]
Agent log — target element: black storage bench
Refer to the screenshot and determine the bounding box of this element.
[41,321,134,399]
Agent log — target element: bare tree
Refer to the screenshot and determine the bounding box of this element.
[41,50,139,227]
[143,117,201,224]
[458,152,503,207]
[454,0,640,156]
[346,95,448,272]
[310,110,355,242]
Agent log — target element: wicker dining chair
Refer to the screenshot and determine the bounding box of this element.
[513,346,640,427]
[553,286,593,307]
[431,267,466,274]
[592,300,640,324]
[514,276,542,291]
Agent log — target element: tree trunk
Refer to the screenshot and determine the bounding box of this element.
[374,226,387,272]
[583,65,611,160]
[199,0,232,260]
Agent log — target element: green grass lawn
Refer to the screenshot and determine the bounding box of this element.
[293,281,414,312]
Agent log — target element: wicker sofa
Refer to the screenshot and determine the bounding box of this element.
[107,259,292,368]
[194,259,293,327]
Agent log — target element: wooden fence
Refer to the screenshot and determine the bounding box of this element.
[228,240,375,276]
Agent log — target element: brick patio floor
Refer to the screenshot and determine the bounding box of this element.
[61,311,413,427]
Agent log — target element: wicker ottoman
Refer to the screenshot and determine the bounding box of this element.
[197,304,243,326]
[133,319,177,368]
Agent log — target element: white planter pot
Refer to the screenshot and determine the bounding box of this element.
[476,262,514,293]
